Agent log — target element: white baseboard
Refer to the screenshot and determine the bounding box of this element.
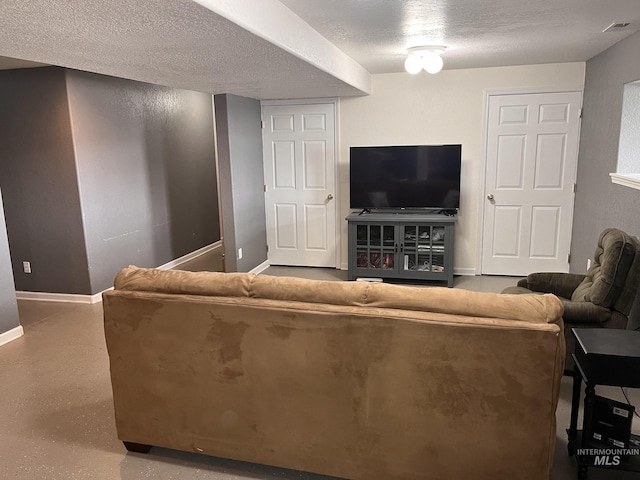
[250,260,271,274]
[157,241,223,270]
[454,268,477,276]
[0,325,24,347]
[16,289,111,304]
[15,242,224,304]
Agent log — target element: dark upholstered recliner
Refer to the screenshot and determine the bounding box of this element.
[502,228,640,370]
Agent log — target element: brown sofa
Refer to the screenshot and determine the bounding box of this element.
[103,266,565,480]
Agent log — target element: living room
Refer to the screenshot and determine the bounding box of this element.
[1,1,640,479]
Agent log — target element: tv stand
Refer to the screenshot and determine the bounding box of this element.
[346,212,457,287]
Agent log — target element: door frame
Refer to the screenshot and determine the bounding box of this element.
[476,87,584,275]
[260,97,341,269]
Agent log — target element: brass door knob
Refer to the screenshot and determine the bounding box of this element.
[327,193,334,200]
[487,193,494,200]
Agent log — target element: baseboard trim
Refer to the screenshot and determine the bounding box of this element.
[454,268,477,276]
[157,241,223,270]
[16,289,111,304]
[0,325,24,347]
[250,260,271,274]
[14,243,223,305]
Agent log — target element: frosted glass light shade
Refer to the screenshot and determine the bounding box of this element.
[405,46,446,75]
[423,53,444,74]
[404,53,423,74]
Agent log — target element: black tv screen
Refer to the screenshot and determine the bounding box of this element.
[349,145,462,210]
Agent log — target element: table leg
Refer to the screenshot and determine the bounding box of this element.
[582,384,596,449]
[576,383,596,480]
[578,465,588,480]
[568,369,582,456]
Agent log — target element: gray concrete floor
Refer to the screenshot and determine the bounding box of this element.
[1,269,639,479]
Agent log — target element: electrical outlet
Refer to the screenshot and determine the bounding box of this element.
[238,248,243,260]
[587,258,592,270]
[23,261,31,274]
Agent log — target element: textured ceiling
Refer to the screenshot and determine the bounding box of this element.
[0,0,369,99]
[0,0,638,99]
[279,0,640,72]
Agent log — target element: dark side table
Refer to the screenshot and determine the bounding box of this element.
[567,328,640,479]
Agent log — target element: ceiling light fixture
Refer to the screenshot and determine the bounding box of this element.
[404,46,446,75]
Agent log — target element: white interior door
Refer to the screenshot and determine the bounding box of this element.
[262,103,337,267]
[482,91,582,275]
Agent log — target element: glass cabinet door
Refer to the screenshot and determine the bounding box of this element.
[401,225,446,274]
[355,224,396,270]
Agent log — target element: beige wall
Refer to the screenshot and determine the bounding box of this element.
[338,62,586,273]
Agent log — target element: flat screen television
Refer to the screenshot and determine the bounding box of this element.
[349,144,462,210]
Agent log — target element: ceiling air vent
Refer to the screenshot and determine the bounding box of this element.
[603,22,631,33]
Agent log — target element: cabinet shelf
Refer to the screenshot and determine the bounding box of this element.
[347,213,456,287]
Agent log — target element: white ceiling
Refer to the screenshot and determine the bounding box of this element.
[279,0,640,73]
[281,0,640,73]
[0,0,638,99]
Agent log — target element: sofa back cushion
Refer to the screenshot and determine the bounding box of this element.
[571,228,640,310]
[113,266,563,325]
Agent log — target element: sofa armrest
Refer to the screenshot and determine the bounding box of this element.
[561,300,612,325]
[521,272,586,299]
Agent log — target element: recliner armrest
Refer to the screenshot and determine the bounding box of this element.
[521,272,586,299]
[561,300,612,324]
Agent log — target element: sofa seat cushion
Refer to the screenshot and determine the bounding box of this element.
[571,228,637,307]
[502,286,534,295]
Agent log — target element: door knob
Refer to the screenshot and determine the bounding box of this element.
[487,193,494,200]
[327,193,334,200]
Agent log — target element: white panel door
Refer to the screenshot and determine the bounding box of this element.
[482,92,582,275]
[262,103,336,267]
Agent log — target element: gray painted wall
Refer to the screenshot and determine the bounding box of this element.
[571,30,640,328]
[0,189,19,334]
[0,67,220,296]
[214,94,267,272]
[0,67,91,294]
[214,95,237,272]
[66,70,220,293]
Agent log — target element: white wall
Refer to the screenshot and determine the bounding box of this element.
[339,62,586,273]
[0,188,20,336]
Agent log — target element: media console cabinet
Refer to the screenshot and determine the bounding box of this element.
[346,212,456,287]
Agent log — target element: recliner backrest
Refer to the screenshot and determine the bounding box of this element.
[613,236,640,315]
[571,228,640,313]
